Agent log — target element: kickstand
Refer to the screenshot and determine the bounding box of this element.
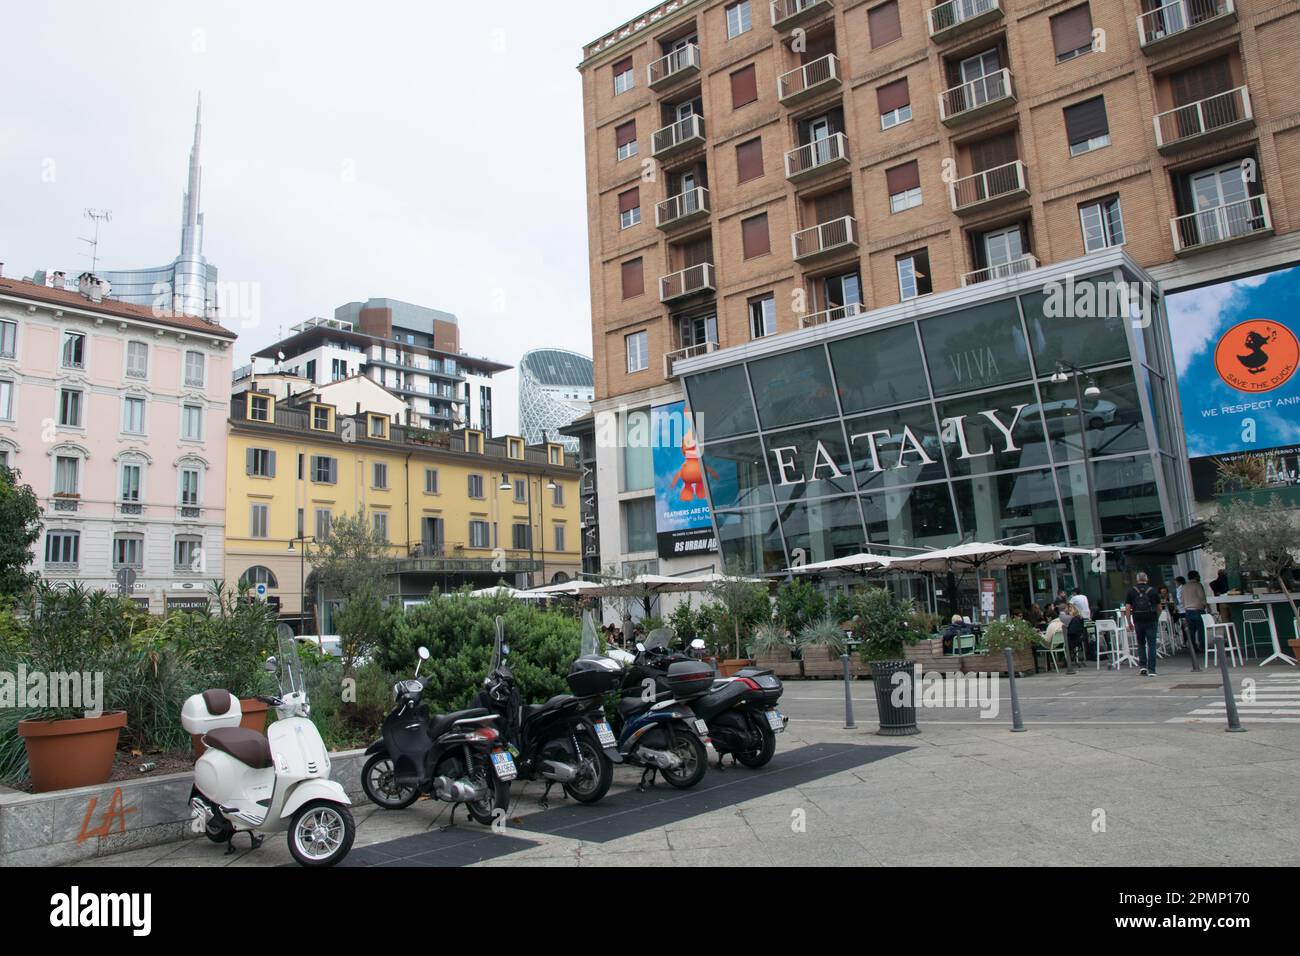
[637,767,657,792]
[226,831,263,856]
[539,782,554,810]
[716,753,726,770]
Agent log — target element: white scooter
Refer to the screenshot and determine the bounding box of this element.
[180,635,355,867]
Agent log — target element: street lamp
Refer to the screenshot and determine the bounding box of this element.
[500,472,558,589]
[287,535,315,643]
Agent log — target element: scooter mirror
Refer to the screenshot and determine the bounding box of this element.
[418,647,430,661]
[501,644,510,658]
[264,657,277,672]
[690,639,706,650]
[636,642,645,653]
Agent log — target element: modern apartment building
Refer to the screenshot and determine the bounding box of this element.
[0,270,236,612]
[253,297,510,433]
[518,348,596,451]
[578,0,1300,611]
[225,388,581,630]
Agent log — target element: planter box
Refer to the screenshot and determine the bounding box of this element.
[801,645,861,679]
[956,648,1035,674]
[755,651,803,679]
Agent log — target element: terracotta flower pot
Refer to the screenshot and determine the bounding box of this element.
[18,712,127,793]
[190,697,271,757]
[1290,639,1300,663]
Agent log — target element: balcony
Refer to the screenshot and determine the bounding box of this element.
[770,0,832,30]
[648,44,701,90]
[664,341,719,379]
[118,501,143,517]
[178,505,203,520]
[656,187,711,231]
[939,68,1015,126]
[778,54,842,107]
[652,114,706,159]
[961,254,1039,286]
[799,301,864,329]
[1154,86,1252,152]
[928,0,1003,42]
[784,132,849,181]
[949,160,1029,213]
[1171,194,1272,255]
[792,216,858,262]
[51,495,80,513]
[1138,0,1236,51]
[660,263,716,302]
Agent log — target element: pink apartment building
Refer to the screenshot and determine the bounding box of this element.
[0,269,236,612]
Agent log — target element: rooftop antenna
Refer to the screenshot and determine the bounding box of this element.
[80,209,113,273]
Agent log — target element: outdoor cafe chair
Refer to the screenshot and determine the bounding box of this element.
[952,633,976,657]
[1203,614,1244,668]
[1036,630,1068,673]
[1095,619,1121,670]
[1241,608,1271,661]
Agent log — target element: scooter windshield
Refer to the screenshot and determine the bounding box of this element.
[276,632,306,700]
[579,609,602,659]
[643,628,674,652]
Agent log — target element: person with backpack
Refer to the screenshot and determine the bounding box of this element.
[1125,571,1161,676]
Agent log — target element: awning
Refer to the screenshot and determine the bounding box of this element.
[1124,521,1206,556]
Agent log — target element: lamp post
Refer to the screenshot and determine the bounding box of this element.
[1051,361,1106,628]
[287,535,315,642]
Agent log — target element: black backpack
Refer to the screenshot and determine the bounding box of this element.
[1131,585,1156,616]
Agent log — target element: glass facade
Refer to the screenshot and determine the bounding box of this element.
[683,268,1182,577]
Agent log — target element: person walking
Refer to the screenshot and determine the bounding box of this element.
[1125,571,1162,676]
[1182,570,1209,657]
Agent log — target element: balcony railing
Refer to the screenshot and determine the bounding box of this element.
[656,187,711,230]
[799,301,865,329]
[648,43,701,89]
[929,0,1002,40]
[118,502,143,517]
[939,68,1015,124]
[784,132,849,180]
[52,495,80,513]
[660,263,716,302]
[1154,86,1252,151]
[664,341,719,379]
[652,114,706,158]
[770,0,832,29]
[1171,194,1271,254]
[778,54,841,106]
[949,160,1029,212]
[792,216,858,261]
[1138,0,1235,50]
[961,254,1039,286]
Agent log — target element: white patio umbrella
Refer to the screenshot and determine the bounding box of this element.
[521,579,606,597]
[468,585,548,600]
[789,552,895,575]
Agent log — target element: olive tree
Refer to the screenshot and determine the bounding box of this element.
[1206,495,1300,624]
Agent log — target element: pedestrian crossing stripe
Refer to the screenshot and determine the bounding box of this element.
[1168,673,1300,722]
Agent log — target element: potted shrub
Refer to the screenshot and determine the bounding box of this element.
[981,618,1038,674]
[798,615,849,678]
[16,584,129,792]
[707,570,770,676]
[750,621,801,678]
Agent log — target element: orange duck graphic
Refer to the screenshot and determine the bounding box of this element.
[1236,328,1277,376]
[670,426,718,502]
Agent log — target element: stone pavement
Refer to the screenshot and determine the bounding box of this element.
[77,657,1300,867]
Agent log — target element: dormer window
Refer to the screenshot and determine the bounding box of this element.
[508,438,525,460]
[311,404,334,431]
[368,414,388,439]
[248,394,272,422]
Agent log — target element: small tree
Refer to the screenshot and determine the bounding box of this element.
[0,467,42,598]
[707,567,770,659]
[774,578,826,637]
[310,512,391,672]
[1207,495,1300,624]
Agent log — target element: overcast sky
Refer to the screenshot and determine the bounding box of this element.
[0,0,652,435]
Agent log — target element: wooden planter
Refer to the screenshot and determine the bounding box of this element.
[755,651,803,679]
[957,648,1035,674]
[801,645,860,679]
[18,712,127,793]
[719,658,754,677]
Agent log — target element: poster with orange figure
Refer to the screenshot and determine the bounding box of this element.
[651,401,719,560]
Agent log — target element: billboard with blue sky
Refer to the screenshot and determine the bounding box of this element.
[651,400,717,560]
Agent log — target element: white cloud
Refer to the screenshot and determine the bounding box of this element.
[1167,272,1270,376]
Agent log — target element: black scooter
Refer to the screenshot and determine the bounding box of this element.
[361,646,515,826]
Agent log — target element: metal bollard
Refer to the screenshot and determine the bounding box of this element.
[1004,647,1026,732]
[1214,635,1246,733]
[841,653,856,729]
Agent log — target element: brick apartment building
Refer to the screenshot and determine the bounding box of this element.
[578,0,1300,611]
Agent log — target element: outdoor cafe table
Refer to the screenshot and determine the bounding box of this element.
[1209,593,1298,667]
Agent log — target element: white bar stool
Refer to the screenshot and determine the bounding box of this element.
[1204,613,1244,668]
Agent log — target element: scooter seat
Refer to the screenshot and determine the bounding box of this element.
[204,727,273,769]
[617,696,647,718]
[428,707,491,741]
[525,694,574,719]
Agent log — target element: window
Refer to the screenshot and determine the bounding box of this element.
[621,258,644,299]
[125,341,148,378]
[0,320,15,359]
[239,566,278,588]
[250,503,269,538]
[468,473,485,498]
[554,524,566,552]
[626,331,649,373]
[1050,4,1094,63]
[726,1,752,38]
[113,534,143,568]
[58,389,82,427]
[877,78,912,129]
[305,359,316,381]
[736,138,764,183]
[311,456,337,484]
[0,379,12,420]
[749,295,776,339]
[1079,195,1125,252]
[469,520,491,548]
[424,468,439,494]
[297,508,304,538]
[61,331,85,369]
[182,404,203,440]
[248,395,271,422]
[896,250,933,301]
[552,482,564,506]
[330,358,348,381]
[612,57,634,95]
[175,536,203,572]
[731,65,758,109]
[54,456,79,495]
[369,415,387,439]
[467,431,482,454]
[248,448,276,477]
[624,499,656,553]
[1064,96,1110,155]
[373,462,388,489]
[184,350,206,387]
[120,463,142,503]
[311,405,331,430]
[619,187,641,229]
[514,478,526,502]
[122,396,146,434]
[180,468,200,507]
[741,213,770,259]
[45,531,79,566]
[616,121,637,161]
[512,523,533,550]
[373,511,389,542]
[887,161,922,213]
[868,0,902,48]
[315,508,333,541]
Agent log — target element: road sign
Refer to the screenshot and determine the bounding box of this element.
[255,582,268,599]
[116,567,136,595]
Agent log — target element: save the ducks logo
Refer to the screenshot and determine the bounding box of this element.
[1213,319,1299,393]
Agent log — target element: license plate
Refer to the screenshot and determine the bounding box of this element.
[693,718,709,736]
[765,710,784,732]
[490,750,517,781]
[593,721,616,748]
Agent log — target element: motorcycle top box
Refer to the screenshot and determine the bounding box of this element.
[665,660,715,700]
[733,667,784,706]
[180,689,244,736]
[567,655,623,698]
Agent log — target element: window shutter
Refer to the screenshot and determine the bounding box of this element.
[970,133,1018,172]
[615,121,637,147]
[1171,56,1232,106]
[268,451,276,478]
[736,138,764,183]
[741,214,770,259]
[329,459,338,484]
[245,449,253,475]
[612,57,632,77]
[877,78,910,115]
[731,65,758,108]
[621,258,644,299]
[868,1,902,48]
[683,237,713,267]
[886,160,921,196]
[815,189,854,224]
[1050,5,1094,58]
[1064,96,1109,145]
[618,188,639,213]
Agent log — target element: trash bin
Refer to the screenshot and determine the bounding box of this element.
[871,659,920,736]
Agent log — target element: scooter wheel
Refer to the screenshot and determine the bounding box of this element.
[735,720,777,769]
[466,772,511,827]
[361,753,420,810]
[562,737,613,804]
[661,729,708,789]
[288,801,355,867]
